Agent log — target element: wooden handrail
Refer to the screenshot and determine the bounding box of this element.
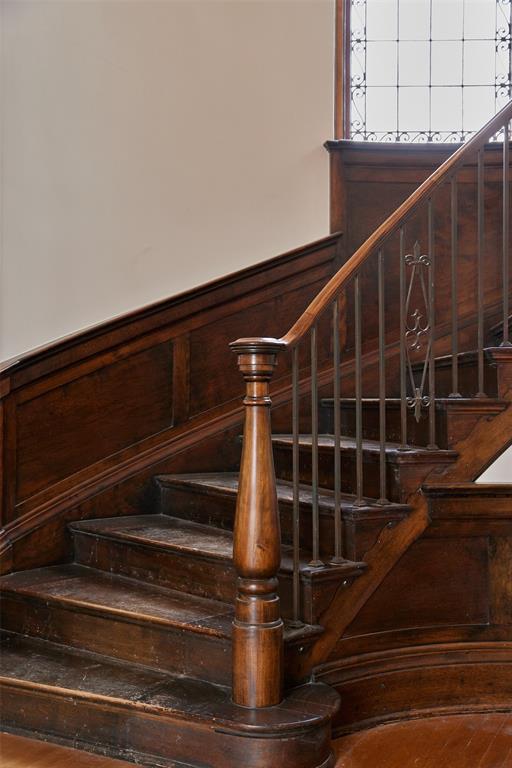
[282,100,512,347]
[229,101,512,711]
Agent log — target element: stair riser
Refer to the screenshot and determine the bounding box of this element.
[73,531,237,604]
[159,484,336,556]
[1,684,335,768]
[319,403,437,447]
[273,443,404,502]
[420,358,498,398]
[320,402,505,450]
[159,484,408,564]
[0,595,231,686]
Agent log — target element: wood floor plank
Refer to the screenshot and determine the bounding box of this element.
[0,733,136,768]
[334,713,512,768]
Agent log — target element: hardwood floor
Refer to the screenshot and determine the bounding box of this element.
[334,713,512,768]
[0,734,136,768]
[3,713,511,767]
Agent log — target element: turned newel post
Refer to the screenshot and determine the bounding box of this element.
[229,337,286,708]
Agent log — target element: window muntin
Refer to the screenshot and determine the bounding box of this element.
[350,0,512,141]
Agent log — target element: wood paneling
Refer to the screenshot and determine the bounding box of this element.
[334,712,512,768]
[16,343,173,501]
[344,537,490,637]
[326,142,511,390]
[0,235,340,568]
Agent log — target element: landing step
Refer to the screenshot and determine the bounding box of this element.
[0,632,339,768]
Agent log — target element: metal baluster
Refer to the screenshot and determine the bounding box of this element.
[331,299,343,562]
[399,226,408,449]
[291,345,301,624]
[477,149,486,393]
[354,276,364,506]
[377,251,388,504]
[450,177,461,396]
[502,121,511,347]
[427,199,437,449]
[310,325,322,566]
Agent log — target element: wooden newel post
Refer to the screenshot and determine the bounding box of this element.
[229,337,286,708]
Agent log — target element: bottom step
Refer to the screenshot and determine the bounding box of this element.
[0,632,339,768]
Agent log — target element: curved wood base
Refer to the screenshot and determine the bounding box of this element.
[0,633,340,768]
[317,642,512,735]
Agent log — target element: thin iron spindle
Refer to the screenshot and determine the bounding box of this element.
[477,149,486,394]
[399,226,408,449]
[502,121,511,347]
[310,325,322,566]
[377,250,388,504]
[450,177,461,396]
[427,199,437,449]
[354,276,364,506]
[331,300,343,562]
[291,345,301,624]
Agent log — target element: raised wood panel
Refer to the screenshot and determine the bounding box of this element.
[15,343,173,503]
[343,537,490,638]
[321,643,512,734]
[189,278,332,416]
[327,142,511,395]
[0,235,340,563]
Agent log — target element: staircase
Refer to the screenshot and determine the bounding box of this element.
[1,106,511,767]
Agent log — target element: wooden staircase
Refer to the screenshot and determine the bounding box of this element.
[1,105,511,767]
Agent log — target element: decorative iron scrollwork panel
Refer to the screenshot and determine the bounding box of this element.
[404,242,433,422]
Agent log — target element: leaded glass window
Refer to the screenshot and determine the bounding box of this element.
[350,0,512,141]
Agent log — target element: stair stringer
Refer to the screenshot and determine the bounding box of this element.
[293,349,512,681]
[288,490,430,681]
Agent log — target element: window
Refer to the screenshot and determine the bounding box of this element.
[349,0,512,141]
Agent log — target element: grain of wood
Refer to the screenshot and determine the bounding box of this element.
[0,733,135,768]
[334,713,512,768]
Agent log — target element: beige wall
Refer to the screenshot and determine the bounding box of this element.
[0,0,334,361]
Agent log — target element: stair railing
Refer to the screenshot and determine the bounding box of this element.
[230,100,512,708]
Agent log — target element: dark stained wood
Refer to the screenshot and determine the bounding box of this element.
[1,633,339,768]
[69,511,366,625]
[156,473,409,563]
[1,96,511,768]
[229,339,285,707]
[320,397,509,450]
[0,234,341,571]
[16,343,173,502]
[272,434,457,503]
[283,104,512,346]
[321,642,512,735]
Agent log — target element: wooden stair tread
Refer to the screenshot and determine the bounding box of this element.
[321,396,508,413]
[425,346,512,367]
[71,514,235,561]
[423,482,512,496]
[0,564,234,637]
[0,563,323,643]
[70,513,367,578]
[0,632,338,734]
[272,434,458,463]
[157,472,410,515]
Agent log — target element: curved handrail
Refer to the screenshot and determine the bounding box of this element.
[281,100,512,347]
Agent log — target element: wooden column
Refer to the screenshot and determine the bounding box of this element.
[229,337,286,708]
